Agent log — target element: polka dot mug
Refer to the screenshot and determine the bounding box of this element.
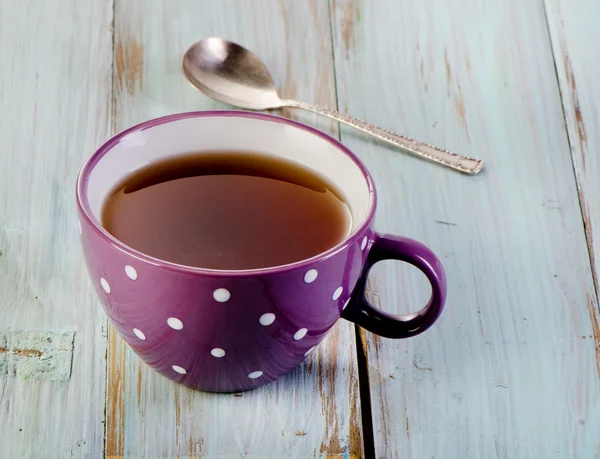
[76,111,447,392]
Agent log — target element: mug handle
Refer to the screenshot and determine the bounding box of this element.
[342,233,447,338]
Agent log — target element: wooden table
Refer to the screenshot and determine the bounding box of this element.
[1,1,599,457]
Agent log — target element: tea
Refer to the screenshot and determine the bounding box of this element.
[101,151,351,270]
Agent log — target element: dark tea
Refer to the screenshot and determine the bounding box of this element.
[101,151,351,270]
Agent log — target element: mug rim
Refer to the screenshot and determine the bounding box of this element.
[76,110,377,277]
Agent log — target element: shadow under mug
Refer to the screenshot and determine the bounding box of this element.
[76,111,447,392]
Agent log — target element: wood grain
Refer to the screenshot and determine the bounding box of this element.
[107,1,362,457]
[2,0,600,456]
[0,0,113,457]
[544,0,600,307]
[329,0,600,457]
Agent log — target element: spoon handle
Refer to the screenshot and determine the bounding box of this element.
[286,100,483,175]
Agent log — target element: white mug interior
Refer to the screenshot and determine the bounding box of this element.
[82,112,374,244]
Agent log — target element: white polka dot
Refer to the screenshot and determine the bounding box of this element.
[294,328,308,340]
[213,288,230,303]
[125,265,138,280]
[211,348,226,358]
[172,365,187,374]
[248,370,263,379]
[133,328,146,340]
[342,298,350,310]
[78,220,82,235]
[361,236,368,250]
[304,269,318,283]
[333,287,343,300]
[304,345,317,356]
[100,278,110,293]
[167,317,183,330]
[259,313,276,326]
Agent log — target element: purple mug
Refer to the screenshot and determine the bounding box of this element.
[76,111,447,392]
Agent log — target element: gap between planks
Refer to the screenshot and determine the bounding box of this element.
[541,0,600,303]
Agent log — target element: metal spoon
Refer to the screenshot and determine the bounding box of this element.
[182,38,484,175]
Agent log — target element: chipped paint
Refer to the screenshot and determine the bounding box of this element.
[585,294,600,378]
[576,178,598,296]
[444,49,452,86]
[348,348,363,456]
[136,363,143,408]
[114,33,144,96]
[0,347,42,358]
[279,2,299,122]
[334,0,360,57]
[106,326,126,458]
[454,83,471,141]
[445,48,471,141]
[0,330,74,382]
[564,55,588,157]
[318,325,343,455]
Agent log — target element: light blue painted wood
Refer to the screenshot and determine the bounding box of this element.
[2,0,599,457]
[0,0,113,457]
[330,0,600,457]
[106,1,362,457]
[545,0,600,301]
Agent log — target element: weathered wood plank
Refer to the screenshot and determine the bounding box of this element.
[330,0,600,457]
[107,1,362,457]
[544,0,600,306]
[0,0,113,457]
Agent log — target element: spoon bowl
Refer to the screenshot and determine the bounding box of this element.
[183,38,285,110]
[182,38,484,174]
